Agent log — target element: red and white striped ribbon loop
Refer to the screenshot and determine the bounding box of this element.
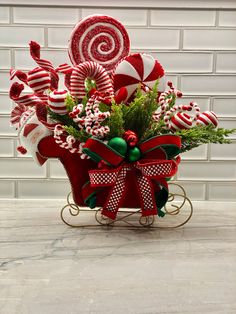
[56,63,74,90]
[29,41,59,90]
[10,69,28,84]
[56,63,73,74]
[9,82,43,107]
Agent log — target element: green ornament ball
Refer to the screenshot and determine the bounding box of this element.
[108,137,128,157]
[128,147,141,162]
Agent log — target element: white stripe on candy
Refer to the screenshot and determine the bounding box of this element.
[27,67,51,94]
[68,15,130,72]
[196,111,218,127]
[48,90,68,115]
[114,53,165,103]
[70,61,114,99]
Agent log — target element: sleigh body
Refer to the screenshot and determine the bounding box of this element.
[39,136,145,209]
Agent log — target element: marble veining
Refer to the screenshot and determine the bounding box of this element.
[0,200,236,314]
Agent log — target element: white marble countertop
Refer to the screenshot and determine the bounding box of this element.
[0,200,236,314]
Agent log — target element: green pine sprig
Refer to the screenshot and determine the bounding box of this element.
[47,107,79,129]
[106,101,125,139]
[63,125,91,142]
[176,125,236,152]
[65,94,76,112]
[123,82,159,140]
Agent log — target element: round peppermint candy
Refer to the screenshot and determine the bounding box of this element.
[170,112,193,131]
[27,67,51,94]
[114,53,165,103]
[68,15,130,71]
[196,111,218,127]
[48,90,68,115]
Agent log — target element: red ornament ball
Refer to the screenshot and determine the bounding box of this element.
[123,130,138,147]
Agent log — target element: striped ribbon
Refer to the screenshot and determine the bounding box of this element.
[29,41,59,90]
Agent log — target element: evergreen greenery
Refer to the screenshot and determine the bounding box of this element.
[63,126,91,142]
[106,101,124,139]
[65,94,76,112]
[176,125,236,152]
[48,80,235,150]
[47,107,78,129]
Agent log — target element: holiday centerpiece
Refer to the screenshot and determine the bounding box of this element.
[9,15,234,228]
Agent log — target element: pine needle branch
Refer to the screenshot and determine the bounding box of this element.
[175,126,236,152]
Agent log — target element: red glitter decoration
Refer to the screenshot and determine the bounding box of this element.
[123,130,138,147]
[68,15,130,71]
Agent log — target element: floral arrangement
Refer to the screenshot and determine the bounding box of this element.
[9,15,234,221]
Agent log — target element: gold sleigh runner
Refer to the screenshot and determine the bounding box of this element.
[61,183,193,229]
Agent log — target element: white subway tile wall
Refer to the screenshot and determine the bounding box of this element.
[0,5,235,201]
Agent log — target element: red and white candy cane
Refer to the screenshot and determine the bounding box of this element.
[114,53,165,103]
[196,111,218,127]
[9,82,45,130]
[70,94,110,139]
[70,61,114,99]
[48,90,68,115]
[10,104,27,129]
[53,124,88,158]
[164,102,200,131]
[68,15,130,72]
[153,82,183,122]
[10,69,28,84]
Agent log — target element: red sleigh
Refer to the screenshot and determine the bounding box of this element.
[38,135,193,228]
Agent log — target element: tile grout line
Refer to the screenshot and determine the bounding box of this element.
[215,9,219,27]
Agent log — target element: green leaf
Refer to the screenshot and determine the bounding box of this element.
[106,104,124,139]
[99,102,111,112]
[63,125,91,142]
[65,94,76,112]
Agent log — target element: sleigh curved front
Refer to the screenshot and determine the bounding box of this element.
[38,136,143,209]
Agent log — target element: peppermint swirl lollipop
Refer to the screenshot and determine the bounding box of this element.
[114,53,165,103]
[68,15,130,71]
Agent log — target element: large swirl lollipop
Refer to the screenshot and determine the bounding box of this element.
[68,15,130,72]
